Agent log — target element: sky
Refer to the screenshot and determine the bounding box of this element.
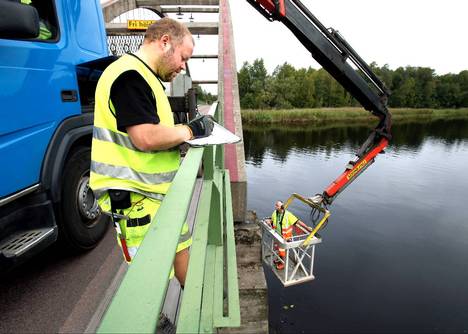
[229,0,468,76]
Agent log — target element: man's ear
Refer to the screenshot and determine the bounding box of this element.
[160,34,171,51]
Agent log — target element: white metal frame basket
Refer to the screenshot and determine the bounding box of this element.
[259,219,322,287]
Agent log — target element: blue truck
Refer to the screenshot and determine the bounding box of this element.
[0,0,113,270]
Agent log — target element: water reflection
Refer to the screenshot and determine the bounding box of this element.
[243,119,468,333]
[244,119,468,167]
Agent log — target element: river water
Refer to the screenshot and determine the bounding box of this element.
[243,119,468,333]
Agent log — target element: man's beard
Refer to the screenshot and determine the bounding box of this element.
[157,48,178,82]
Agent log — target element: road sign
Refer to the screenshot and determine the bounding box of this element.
[127,20,156,30]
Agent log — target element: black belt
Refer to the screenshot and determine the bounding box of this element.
[126,215,151,228]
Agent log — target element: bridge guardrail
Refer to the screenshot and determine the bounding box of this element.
[97,102,240,333]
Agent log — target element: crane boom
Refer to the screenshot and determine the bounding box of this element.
[246,0,392,205]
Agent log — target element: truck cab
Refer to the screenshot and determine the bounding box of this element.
[0,0,112,270]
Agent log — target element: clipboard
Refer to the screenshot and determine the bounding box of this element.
[185,102,242,147]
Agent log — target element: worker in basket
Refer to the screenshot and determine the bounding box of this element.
[267,200,305,270]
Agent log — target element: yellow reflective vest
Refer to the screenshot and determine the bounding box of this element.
[271,210,298,239]
[90,54,180,201]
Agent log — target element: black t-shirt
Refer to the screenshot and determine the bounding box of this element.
[110,56,165,133]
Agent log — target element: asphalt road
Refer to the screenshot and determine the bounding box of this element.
[0,227,124,333]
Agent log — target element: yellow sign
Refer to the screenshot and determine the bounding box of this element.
[127,20,156,30]
[346,159,368,180]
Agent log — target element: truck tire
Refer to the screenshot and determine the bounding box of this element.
[58,146,109,251]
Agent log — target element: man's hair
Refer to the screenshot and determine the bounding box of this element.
[144,17,192,46]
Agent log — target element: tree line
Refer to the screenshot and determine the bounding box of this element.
[196,86,217,104]
[237,58,468,109]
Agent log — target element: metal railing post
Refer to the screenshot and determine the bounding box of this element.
[208,173,223,246]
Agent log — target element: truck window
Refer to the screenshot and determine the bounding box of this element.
[25,0,59,41]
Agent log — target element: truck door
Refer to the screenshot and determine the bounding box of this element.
[0,0,79,198]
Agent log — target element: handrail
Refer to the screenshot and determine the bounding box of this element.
[97,103,240,333]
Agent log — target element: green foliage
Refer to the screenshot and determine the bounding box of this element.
[237,59,271,109]
[242,108,468,125]
[237,59,468,109]
[196,86,217,104]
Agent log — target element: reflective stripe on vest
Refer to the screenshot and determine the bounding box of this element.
[91,161,177,188]
[90,54,180,199]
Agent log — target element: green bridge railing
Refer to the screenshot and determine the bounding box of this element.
[97,102,240,333]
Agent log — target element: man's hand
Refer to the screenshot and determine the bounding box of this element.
[187,115,215,139]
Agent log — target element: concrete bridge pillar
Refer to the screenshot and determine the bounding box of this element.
[218,0,247,222]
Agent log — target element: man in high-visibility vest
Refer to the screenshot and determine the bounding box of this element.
[269,201,303,270]
[90,17,214,288]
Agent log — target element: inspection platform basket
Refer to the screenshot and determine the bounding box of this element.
[259,218,322,287]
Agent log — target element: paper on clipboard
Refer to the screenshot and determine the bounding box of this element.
[186,121,241,146]
[185,102,242,147]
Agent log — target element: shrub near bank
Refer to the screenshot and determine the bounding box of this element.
[241,108,468,125]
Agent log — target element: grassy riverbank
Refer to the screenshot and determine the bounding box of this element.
[241,108,468,125]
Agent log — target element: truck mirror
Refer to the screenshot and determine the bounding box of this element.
[0,1,40,39]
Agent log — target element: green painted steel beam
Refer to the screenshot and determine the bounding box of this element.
[177,180,213,333]
[98,148,204,334]
[214,170,240,327]
[213,245,225,322]
[199,245,216,333]
[203,146,214,180]
[215,142,224,169]
[208,170,223,246]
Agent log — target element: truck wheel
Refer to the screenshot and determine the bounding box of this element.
[58,146,109,251]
